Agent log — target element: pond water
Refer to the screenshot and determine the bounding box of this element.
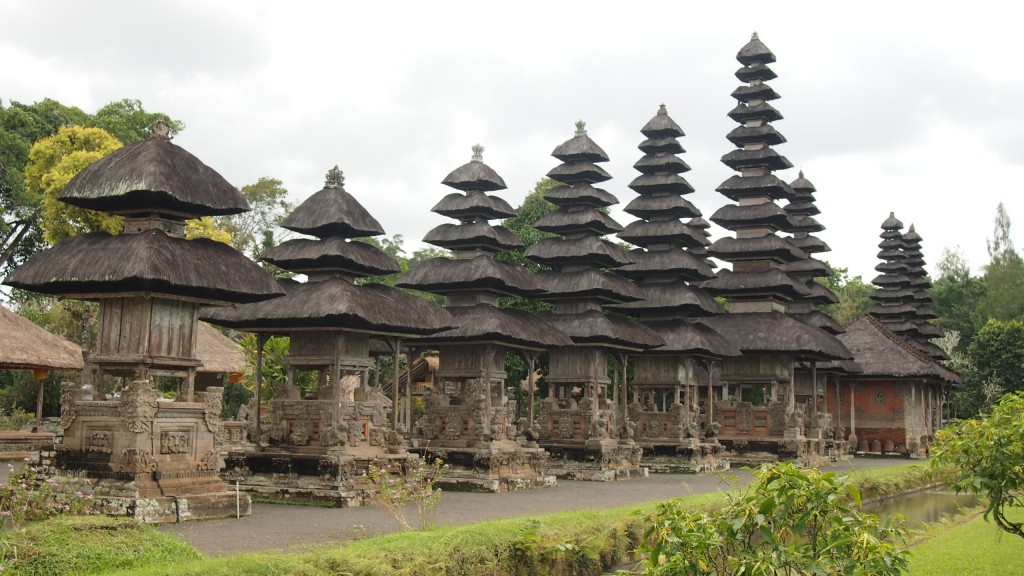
[865,488,979,527]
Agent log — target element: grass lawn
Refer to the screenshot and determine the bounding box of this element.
[908,508,1024,576]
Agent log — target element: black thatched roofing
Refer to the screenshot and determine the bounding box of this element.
[789,235,831,254]
[551,121,609,162]
[200,276,454,337]
[627,174,695,195]
[702,269,811,300]
[544,184,617,207]
[721,148,792,171]
[832,316,959,383]
[735,63,777,83]
[423,221,523,251]
[623,194,700,220]
[619,220,706,248]
[701,312,852,360]
[525,236,632,268]
[408,304,571,349]
[261,237,401,277]
[640,318,741,358]
[547,161,612,185]
[784,258,833,277]
[640,104,685,137]
[638,137,685,155]
[441,146,508,192]
[536,309,664,350]
[537,269,641,303]
[616,249,716,282]
[4,230,284,304]
[59,128,249,217]
[791,310,844,335]
[280,180,385,238]
[711,202,793,230]
[707,235,807,263]
[736,32,776,66]
[881,212,903,230]
[716,174,794,202]
[726,125,787,147]
[534,207,623,236]
[608,283,722,317]
[634,154,690,175]
[0,304,83,371]
[432,191,515,220]
[396,255,541,296]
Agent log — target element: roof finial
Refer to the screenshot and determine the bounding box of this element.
[798,170,804,179]
[575,119,587,137]
[752,31,759,41]
[908,223,916,232]
[889,211,895,218]
[149,119,172,141]
[471,143,484,162]
[657,103,667,115]
[325,165,345,188]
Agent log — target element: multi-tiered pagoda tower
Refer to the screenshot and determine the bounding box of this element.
[397,145,569,491]
[5,122,284,521]
[201,166,455,505]
[610,105,738,472]
[525,121,663,480]
[899,226,947,360]
[701,34,850,461]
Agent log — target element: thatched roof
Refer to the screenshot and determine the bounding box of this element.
[711,202,793,230]
[200,276,455,337]
[623,194,700,220]
[790,310,844,335]
[423,222,523,251]
[440,152,508,192]
[537,309,664,351]
[640,318,740,358]
[544,184,616,207]
[721,147,791,173]
[534,208,623,236]
[789,235,830,254]
[280,184,385,238]
[633,153,690,174]
[640,105,685,138]
[551,121,609,162]
[707,235,807,263]
[4,230,284,304]
[716,174,794,202]
[195,323,244,374]
[829,316,959,383]
[619,220,706,248]
[261,237,401,277]
[735,62,777,83]
[616,249,716,282]
[396,255,541,296]
[525,236,632,268]
[0,305,83,371]
[627,174,695,196]
[726,125,786,147]
[59,130,248,217]
[702,269,810,300]
[547,161,612,185]
[701,312,853,360]
[537,269,641,303]
[737,33,776,65]
[408,304,571,350]
[432,191,515,220]
[609,284,722,317]
[731,83,781,102]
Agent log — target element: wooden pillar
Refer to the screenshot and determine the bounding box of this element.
[810,361,818,417]
[254,333,268,446]
[34,376,45,432]
[848,383,856,440]
[390,338,401,428]
[788,363,796,413]
[526,352,537,426]
[483,346,493,432]
[405,348,414,431]
[184,367,196,402]
[706,360,714,424]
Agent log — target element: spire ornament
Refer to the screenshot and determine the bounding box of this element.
[575,120,587,137]
[471,143,484,162]
[325,165,345,188]
[149,119,172,142]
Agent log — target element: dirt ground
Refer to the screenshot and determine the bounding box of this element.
[159,458,894,557]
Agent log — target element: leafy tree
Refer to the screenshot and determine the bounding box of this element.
[932,391,1024,539]
[185,216,233,245]
[496,178,557,312]
[930,247,986,352]
[968,319,1024,396]
[638,463,908,575]
[25,125,124,244]
[974,203,1024,324]
[821,265,873,326]
[217,176,292,259]
[89,98,183,144]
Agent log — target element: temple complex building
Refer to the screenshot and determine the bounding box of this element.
[525,121,664,480]
[397,145,569,491]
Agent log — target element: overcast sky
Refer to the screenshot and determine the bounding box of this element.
[3,1,1019,282]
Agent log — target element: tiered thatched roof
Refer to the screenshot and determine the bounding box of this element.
[827,316,960,383]
[195,323,245,375]
[0,305,83,372]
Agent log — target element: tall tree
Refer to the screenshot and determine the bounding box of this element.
[495,178,557,312]
[89,98,184,144]
[217,176,292,260]
[821,265,873,326]
[930,247,986,352]
[25,125,124,244]
[975,203,1024,324]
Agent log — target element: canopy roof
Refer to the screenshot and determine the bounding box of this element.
[195,322,245,374]
[408,304,571,350]
[701,312,853,360]
[828,316,960,384]
[0,305,83,372]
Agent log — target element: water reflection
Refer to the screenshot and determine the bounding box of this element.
[866,489,979,526]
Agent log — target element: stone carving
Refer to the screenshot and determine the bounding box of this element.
[199,449,218,470]
[87,431,112,453]
[160,431,191,454]
[121,448,155,473]
[588,418,608,440]
[557,416,575,439]
[289,420,311,445]
[118,380,160,433]
[198,388,222,433]
[61,381,81,429]
[787,408,805,432]
[619,419,636,441]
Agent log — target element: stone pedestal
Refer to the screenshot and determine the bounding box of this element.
[56,380,249,523]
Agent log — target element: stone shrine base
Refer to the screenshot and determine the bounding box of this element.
[412,441,557,493]
[542,440,647,481]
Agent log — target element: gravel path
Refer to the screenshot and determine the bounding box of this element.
[160,458,895,557]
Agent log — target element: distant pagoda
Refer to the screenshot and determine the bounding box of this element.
[201,166,455,505]
[609,104,738,472]
[4,121,284,521]
[524,120,663,480]
[868,216,947,361]
[701,34,851,461]
[397,145,570,492]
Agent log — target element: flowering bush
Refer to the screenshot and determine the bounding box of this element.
[0,461,97,530]
[365,455,447,531]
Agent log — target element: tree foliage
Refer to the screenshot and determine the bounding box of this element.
[496,178,557,312]
[217,176,292,259]
[932,391,1024,539]
[930,247,986,352]
[974,203,1024,324]
[822,265,873,326]
[89,98,183,144]
[638,463,908,575]
[25,125,124,244]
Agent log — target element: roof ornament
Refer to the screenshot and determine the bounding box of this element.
[325,165,345,188]
[575,119,587,137]
[471,143,484,162]
[798,170,804,179]
[908,223,916,232]
[657,103,667,115]
[149,119,172,142]
[752,31,759,41]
